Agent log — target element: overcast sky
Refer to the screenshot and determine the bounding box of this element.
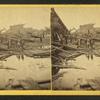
[0,7,50,30]
[0,6,100,31]
[54,7,100,30]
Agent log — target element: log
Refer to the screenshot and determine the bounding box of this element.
[52,45,72,54]
[53,64,86,70]
[0,67,17,70]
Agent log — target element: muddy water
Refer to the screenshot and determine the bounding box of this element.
[0,55,51,89]
[53,55,100,90]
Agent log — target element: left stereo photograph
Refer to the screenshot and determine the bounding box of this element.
[0,6,51,90]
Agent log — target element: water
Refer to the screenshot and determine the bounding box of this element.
[0,55,51,89]
[53,54,100,90]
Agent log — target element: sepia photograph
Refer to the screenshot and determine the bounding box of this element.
[1,4,100,94]
[0,7,51,90]
[51,7,100,90]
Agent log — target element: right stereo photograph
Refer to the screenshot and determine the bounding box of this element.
[51,7,100,90]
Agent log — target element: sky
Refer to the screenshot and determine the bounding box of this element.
[0,6,100,31]
[54,7,100,30]
[0,7,50,30]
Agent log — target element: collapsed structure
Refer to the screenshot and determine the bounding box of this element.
[51,8,94,76]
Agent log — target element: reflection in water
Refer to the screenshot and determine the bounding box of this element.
[16,54,24,60]
[85,53,93,60]
[53,53,100,90]
[0,55,51,89]
[85,50,94,60]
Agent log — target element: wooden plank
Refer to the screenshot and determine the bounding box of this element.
[53,64,86,70]
[52,45,72,54]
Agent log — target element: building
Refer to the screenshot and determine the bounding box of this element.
[77,24,96,35]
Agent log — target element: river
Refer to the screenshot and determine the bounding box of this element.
[0,55,51,89]
[52,54,100,90]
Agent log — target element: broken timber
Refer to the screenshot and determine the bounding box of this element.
[53,64,86,70]
[51,8,86,75]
